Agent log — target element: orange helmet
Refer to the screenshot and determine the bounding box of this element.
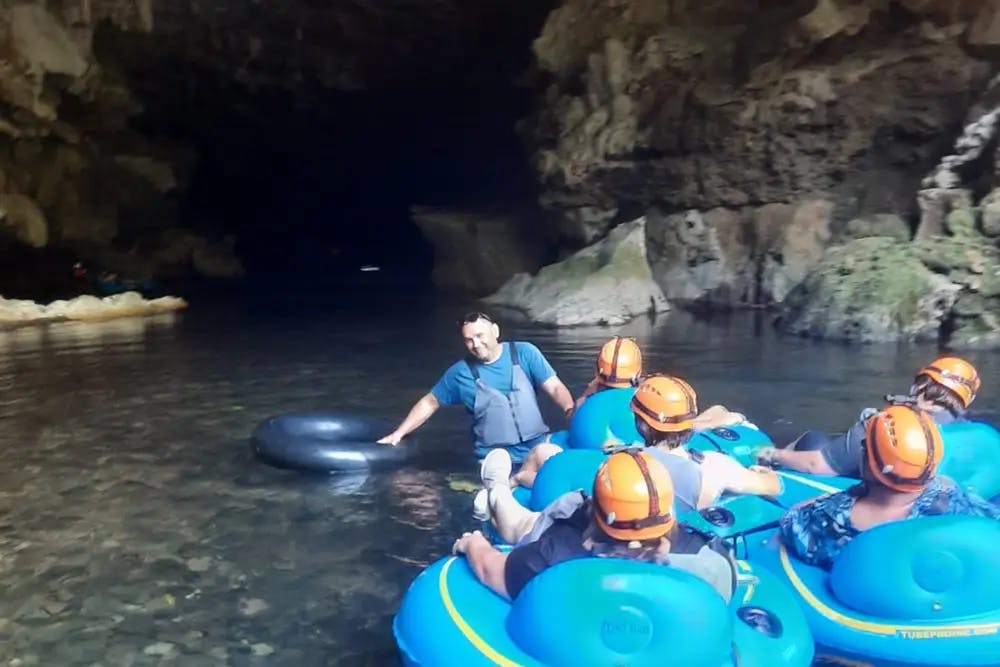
[630,375,698,433]
[864,405,944,493]
[592,449,676,541]
[596,337,643,388]
[916,356,980,409]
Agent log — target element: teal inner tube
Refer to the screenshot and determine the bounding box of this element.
[250,412,416,472]
[394,553,814,667]
[527,425,775,512]
[695,421,1000,504]
[747,517,1000,666]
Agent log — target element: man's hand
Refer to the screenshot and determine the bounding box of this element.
[452,530,485,555]
[754,446,778,467]
[377,432,402,446]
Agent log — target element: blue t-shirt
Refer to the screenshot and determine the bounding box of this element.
[430,341,556,413]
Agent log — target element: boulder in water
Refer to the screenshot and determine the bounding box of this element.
[777,236,1000,347]
[483,217,668,326]
[0,291,187,328]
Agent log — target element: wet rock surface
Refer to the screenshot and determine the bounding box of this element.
[525,0,997,221]
[645,199,833,309]
[410,205,555,295]
[777,235,1000,346]
[0,291,188,328]
[484,217,668,326]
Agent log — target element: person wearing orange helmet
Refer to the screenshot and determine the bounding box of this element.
[475,374,779,545]
[780,405,999,569]
[576,336,747,426]
[757,356,981,478]
[633,375,783,512]
[453,449,737,601]
[504,338,748,491]
[573,336,645,409]
[502,336,645,491]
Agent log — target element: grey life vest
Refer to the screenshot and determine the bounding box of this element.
[467,342,549,450]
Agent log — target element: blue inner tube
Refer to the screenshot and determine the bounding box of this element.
[567,387,642,449]
[703,421,1000,503]
[747,517,1000,666]
[394,554,814,667]
[250,412,416,473]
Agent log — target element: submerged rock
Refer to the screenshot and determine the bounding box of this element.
[0,291,187,328]
[483,217,668,326]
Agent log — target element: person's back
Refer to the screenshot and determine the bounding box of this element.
[644,447,702,514]
[454,450,736,603]
[780,405,1000,570]
[632,375,782,510]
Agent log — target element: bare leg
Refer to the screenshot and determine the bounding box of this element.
[510,443,564,489]
[488,484,541,544]
[693,404,747,430]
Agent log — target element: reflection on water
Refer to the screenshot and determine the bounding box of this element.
[0,300,997,665]
[0,315,180,355]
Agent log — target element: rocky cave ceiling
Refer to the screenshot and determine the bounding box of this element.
[0,0,556,291]
[0,0,998,298]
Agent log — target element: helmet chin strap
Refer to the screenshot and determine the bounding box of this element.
[885,393,918,406]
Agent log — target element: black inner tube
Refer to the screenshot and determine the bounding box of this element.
[251,412,417,473]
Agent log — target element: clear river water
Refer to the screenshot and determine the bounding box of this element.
[1,283,997,666]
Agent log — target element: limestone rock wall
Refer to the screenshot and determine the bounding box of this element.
[521,0,1000,316]
[0,0,242,281]
[526,0,998,222]
[410,205,555,294]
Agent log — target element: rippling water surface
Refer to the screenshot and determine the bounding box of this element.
[1,288,997,665]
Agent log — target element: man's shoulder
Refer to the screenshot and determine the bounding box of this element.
[442,358,473,378]
[510,340,546,358]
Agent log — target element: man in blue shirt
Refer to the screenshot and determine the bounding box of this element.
[377,312,575,462]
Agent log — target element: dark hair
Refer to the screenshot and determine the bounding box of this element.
[584,520,671,562]
[650,430,694,450]
[912,374,966,416]
[458,311,495,328]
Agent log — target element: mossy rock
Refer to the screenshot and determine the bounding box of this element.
[944,208,978,238]
[484,217,669,326]
[979,189,1000,238]
[777,237,958,343]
